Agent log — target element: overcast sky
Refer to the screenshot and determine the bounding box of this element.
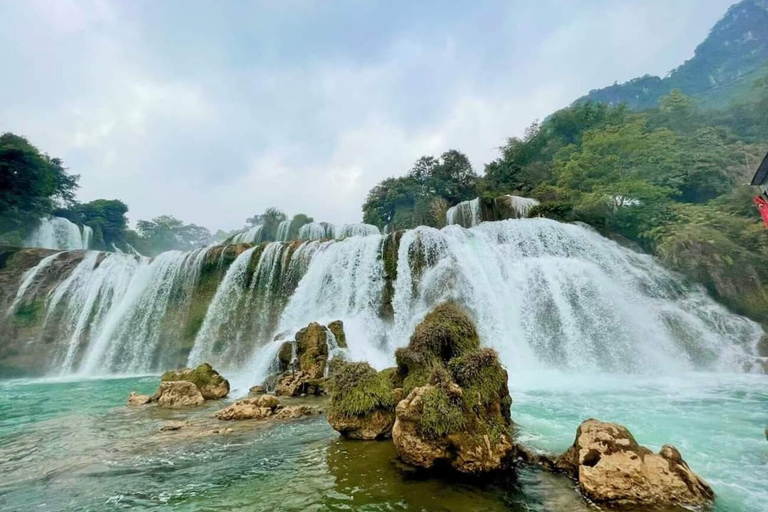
[0,0,736,231]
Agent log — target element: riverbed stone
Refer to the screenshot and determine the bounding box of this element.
[153,381,205,408]
[555,419,714,508]
[161,362,229,400]
[127,391,152,406]
[214,394,280,420]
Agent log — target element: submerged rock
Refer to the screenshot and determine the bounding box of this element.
[555,419,714,508]
[161,362,229,400]
[214,394,321,421]
[327,362,397,440]
[215,394,280,421]
[391,302,514,474]
[153,381,205,408]
[127,391,152,406]
[274,405,323,420]
[159,420,186,431]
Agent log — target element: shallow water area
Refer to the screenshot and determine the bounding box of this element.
[0,372,765,511]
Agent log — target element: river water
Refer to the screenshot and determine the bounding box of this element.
[1,372,765,512]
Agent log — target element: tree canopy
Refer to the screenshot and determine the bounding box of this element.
[0,133,79,244]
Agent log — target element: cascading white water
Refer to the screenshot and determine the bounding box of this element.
[6,251,61,315]
[500,195,540,218]
[299,222,331,241]
[446,198,481,228]
[7,218,762,378]
[275,218,761,374]
[25,217,91,250]
[82,225,93,250]
[334,223,380,239]
[231,225,263,244]
[276,220,292,241]
[276,234,389,367]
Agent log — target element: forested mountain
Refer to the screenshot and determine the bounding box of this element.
[579,0,768,109]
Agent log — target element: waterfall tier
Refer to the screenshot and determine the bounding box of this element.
[1,218,762,379]
[24,217,92,250]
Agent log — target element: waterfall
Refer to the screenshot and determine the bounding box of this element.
[3,218,762,378]
[334,223,380,239]
[25,217,91,250]
[299,222,331,241]
[276,220,292,241]
[231,225,263,244]
[6,251,62,315]
[446,198,481,228]
[500,195,540,219]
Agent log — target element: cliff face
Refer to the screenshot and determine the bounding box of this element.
[0,247,89,377]
[579,0,768,109]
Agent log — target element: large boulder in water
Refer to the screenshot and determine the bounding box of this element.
[555,419,714,508]
[391,302,514,474]
[161,362,229,400]
[153,381,205,408]
[327,361,397,440]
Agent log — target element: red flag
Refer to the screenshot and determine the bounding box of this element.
[754,196,768,227]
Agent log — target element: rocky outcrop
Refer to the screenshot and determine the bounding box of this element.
[261,320,348,397]
[327,320,348,348]
[391,302,514,474]
[215,394,280,420]
[555,419,714,508]
[214,394,321,421]
[127,391,152,406]
[327,362,397,440]
[152,381,205,408]
[161,362,229,400]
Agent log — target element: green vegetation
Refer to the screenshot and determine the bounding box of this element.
[363,150,477,230]
[0,133,79,245]
[330,361,396,418]
[420,382,466,439]
[364,81,768,329]
[55,199,129,250]
[13,299,44,327]
[132,215,213,255]
[448,348,509,411]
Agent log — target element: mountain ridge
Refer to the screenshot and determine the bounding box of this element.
[578,0,768,109]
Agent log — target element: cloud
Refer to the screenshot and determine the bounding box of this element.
[0,0,736,230]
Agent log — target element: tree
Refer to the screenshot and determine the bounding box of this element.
[0,133,79,242]
[136,215,213,254]
[55,199,129,250]
[363,150,478,229]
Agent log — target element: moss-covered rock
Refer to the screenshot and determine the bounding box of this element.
[327,361,397,440]
[161,363,229,400]
[390,302,513,474]
[327,320,347,348]
[296,322,329,379]
[395,302,480,394]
